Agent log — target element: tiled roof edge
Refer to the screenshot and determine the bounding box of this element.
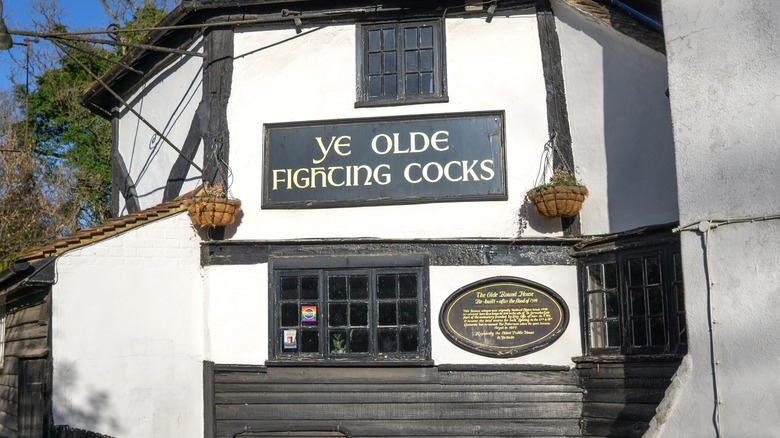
[15,199,190,263]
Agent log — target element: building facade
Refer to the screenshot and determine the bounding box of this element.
[0,0,733,436]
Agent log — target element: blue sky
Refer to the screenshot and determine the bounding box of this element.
[1,0,110,91]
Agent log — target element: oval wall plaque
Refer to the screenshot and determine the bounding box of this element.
[439,277,569,358]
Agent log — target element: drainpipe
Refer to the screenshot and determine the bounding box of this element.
[606,0,663,33]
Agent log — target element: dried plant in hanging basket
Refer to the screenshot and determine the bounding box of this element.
[185,181,241,228]
[186,197,242,227]
[526,185,588,218]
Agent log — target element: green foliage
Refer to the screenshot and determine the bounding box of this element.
[0,0,170,267]
[19,42,114,227]
[532,166,583,190]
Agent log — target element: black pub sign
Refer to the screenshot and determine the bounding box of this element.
[263,111,506,208]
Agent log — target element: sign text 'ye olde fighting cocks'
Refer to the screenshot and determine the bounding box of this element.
[263,111,506,208]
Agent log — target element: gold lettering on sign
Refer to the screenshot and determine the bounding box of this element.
[442,280,568,357]
[463,307,554,341]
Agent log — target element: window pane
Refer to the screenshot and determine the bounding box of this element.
[350,303,368,326]
[604,263,617,289]
[589,321,604,348]
[632,319,647,346]
[399,274,417,298]
[379,329,399,352]
[607,320,621,347]
[382,28,395,49]
[679,316,687,343]
[368,53,382,75]
[383,52,396,74]
[329,303,348,326]
[673,253,683,281]
[605,291,619,317]
[281,276,299,300]
[368,29,381,51]
[630,289,645,315]
[628,259,643,286]
[646,256,661,284]
[420,26,433,47]
[406,73,419,95]
[649,318,666,346]
[351,329,369,352]
[281,303,298,327]
[404,27,418,49]
[350,276,368,299]
[379,302,397,325]
[399,301,418,325]
[368,76,382,97]
[330,331,348,354]
[588,292,604,318]
[676,285,685,313]
[301,330,319,353]
[420,73,434,94]
[400,329,419,352]
[648,287,664,315]
[587,265,603,291]
[383,74,397,97]
[301,276,319,299]
[405,50,418,71]
[377,274,396,298]
[420,49,433,71]
[329,276,348,300]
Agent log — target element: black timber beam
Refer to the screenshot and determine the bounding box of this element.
[201,239,579,266]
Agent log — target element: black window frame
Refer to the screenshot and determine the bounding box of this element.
[356,19,448,107]
[579,243,687,357]
[268,256,431,365]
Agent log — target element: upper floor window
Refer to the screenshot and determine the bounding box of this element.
[270,257,430,363]
[581,244,686,356]
[357,20,447,106]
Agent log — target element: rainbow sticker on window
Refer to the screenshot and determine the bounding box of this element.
[301,305,317,323]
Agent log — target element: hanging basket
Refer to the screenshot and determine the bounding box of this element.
[527,185,588,218]
[186,197,242,227]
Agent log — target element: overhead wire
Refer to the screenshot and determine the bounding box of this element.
[11,29,204,57]
[48,39,203,174]
[55,38,143,74]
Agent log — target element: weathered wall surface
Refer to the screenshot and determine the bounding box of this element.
[553,0,678,235]
[649,0,780,436]
[117,42,204,213]
[227,13,558,240]
[51,213,204,437]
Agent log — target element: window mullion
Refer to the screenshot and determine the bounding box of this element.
[396,26,405,100]
[320,271,327,358]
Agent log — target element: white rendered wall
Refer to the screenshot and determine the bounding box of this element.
[648,1,780,436]
[205,263,579,366]
[117,41,204,213]
[205,264,268,364]
[553,0,678,234]
[228,13,566,240]
[51,213,204,437]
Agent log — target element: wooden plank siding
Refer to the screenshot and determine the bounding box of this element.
[210,365,584,438]
[576,360,681,437]
[0,286,51,436]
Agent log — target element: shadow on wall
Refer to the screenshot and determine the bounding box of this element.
[556,7,679,233]
[121,46,205,210]
[52,363,122,437]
